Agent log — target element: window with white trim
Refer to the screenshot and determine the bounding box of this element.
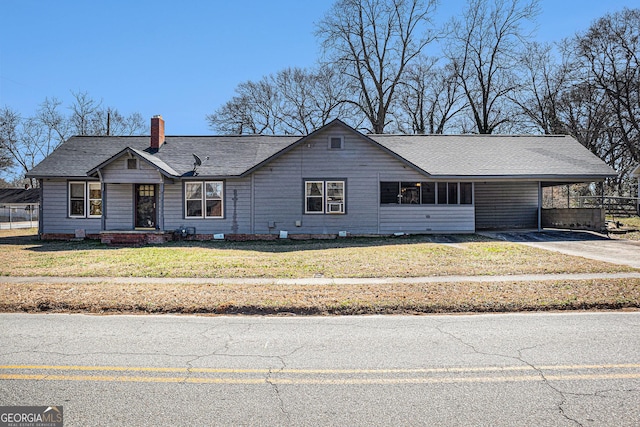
[185,181,224,218]
[305,180,345,214]
[68,181,102,218]
[88,182,102,217]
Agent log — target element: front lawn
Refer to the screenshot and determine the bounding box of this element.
[0,228,634,278]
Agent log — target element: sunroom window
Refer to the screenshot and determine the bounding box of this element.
[380,181,472,205]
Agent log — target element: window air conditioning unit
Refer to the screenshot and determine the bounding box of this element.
[327,202,344,213]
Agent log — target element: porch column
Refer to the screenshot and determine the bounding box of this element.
[101,182,107,232]
[38,180,43,236]
[158,182,164,231]
[98,171,106,232]
[537,181,542,231]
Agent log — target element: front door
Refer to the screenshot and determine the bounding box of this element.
[135,184,157,228]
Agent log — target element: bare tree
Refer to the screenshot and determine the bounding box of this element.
[37,97,70,149]
[68,91,146,137]
[0,108,18,173]
[317,0,438,133]
[446,0,539,134]
[69,90,102,136]
[1,93,147,183]
[575,8,640,171]
[276,66,354,134]
[207,78,281,135]
[396,57,467,134]
[512,42,573,134]
[207,66,353,135]
[89,108,147,136]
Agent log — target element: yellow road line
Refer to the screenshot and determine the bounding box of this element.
[1,363,639,375]
[1,373,639,385]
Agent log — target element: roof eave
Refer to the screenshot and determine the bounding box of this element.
[430,173,617,181]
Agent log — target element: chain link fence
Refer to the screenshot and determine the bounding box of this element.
[0,204,39,229]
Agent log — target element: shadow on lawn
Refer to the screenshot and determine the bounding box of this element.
[3,232,493,254]
[0,229,610,254]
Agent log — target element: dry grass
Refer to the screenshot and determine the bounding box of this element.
[2,228,638,314]
[1,279,638,315]
[608,215,640,241]
[0,229,634,278]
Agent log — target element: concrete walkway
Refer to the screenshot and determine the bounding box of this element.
[1,271,639,286]
[478,230,640,269]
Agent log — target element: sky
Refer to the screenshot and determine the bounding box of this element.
[0,0,636,136]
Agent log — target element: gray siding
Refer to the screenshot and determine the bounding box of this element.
[41,180,101,234]
[475,182,539,229]
[251,130,418,235]
[162,178,253,234]
[104,183,133,230]
[379,206,475,233]
[101,157,163,184]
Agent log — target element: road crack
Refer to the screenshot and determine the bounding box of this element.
[435,322,586,426]
[265,356,291,423]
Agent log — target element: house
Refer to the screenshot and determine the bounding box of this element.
[0,188,40,230]
[26,116,616,243]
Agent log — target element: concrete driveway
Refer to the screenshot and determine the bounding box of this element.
[479,229,640,269]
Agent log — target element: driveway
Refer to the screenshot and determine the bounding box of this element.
[479,229,640,269]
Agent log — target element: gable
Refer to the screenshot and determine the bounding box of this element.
[244,120,430,177]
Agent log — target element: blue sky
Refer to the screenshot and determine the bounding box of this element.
[0,0,635,135]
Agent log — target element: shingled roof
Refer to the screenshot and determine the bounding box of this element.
[27,135,300,179]
[0,188,40,204]
[26,120,616,181]
[368,134,616,179]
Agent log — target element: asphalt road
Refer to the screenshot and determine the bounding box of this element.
[1,313,639,426]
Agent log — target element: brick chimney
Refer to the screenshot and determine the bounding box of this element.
[150,115,165,149]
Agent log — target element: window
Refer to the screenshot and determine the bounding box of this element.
[447,182,458,205]
[69,182,86,217]
[126,158,138,169]
[460,183,473,204]
[305,181,324,213]
[380,181,473,205]
[421,182,436,204]
[185,181,224,218]
[380,182,400,204]
[88,182,102,217]
[69,181,102,218]
[305,180,345,214]
[437,182,447,204]
[329,136,344,149]
[326,181,345,213]
[401,182,421,204]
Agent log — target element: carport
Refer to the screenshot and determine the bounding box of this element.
[474,180,613,232]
